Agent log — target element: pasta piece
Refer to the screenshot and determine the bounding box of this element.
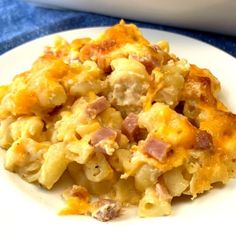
[67,163,91,191]
[54,112,81,143]
[163,167,189,197]
[138,187,171,217]
[4,137,49,182]
[98,107,123,130]
[107,150,124,173]
[115,149,133,173]
[67,61,106,96]
[134,164,161,192]
[110,178,140,204]
[68,162,116,195]
[151,59,189,108]
[76,121,101,138]
[188,151,229,197]
[83,153,113,182]
[5,137,49,172]
[38,142,71,189]
[66,135,94,164]
[54,97,90,142]
[156,40,169,53]
[0,117,15,148]
[10,116,44,141]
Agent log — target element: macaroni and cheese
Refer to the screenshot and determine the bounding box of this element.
[1,21,236,221]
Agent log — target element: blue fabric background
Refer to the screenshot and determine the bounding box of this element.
[0,0,235,57]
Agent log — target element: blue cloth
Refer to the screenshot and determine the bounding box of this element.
[0,0,235,57]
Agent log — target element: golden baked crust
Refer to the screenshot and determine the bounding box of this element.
[1,21,235,220]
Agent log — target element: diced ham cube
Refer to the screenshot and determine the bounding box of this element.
[90,127,118,155]
[121,113,140,141]
[143,137,170,162]
[195,130,213,150]
[91,127,117,146]
[86,96,109,119]
[155,183,172,202]
[91,199,121,222]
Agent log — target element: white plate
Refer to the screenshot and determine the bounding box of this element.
[0,27,236,235]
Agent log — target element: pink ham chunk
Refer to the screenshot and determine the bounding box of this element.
[90,127,118,155]
[121,113,140,141]
[143,137,170,162]
[155,183,172,201]
[91,127,117,146]
[91,199,122,222]
[86,96,109,119]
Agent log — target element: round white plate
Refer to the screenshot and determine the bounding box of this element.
[0,27,236,235]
